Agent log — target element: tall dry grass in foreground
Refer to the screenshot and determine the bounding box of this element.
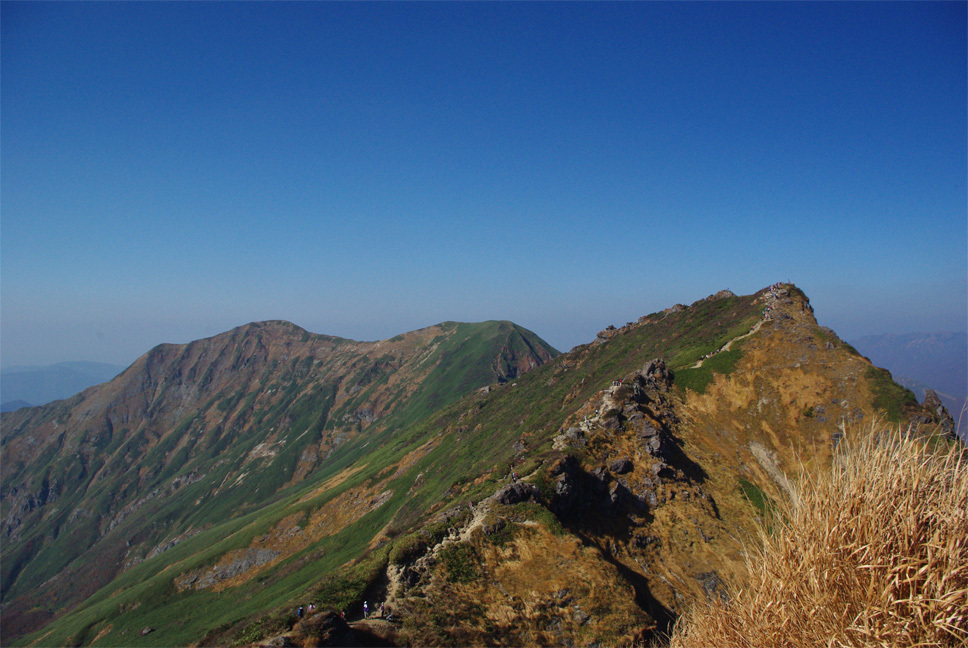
[671,425,968,648]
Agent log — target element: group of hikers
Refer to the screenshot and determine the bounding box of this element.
[763,283,782,320]
[295,600,393,625]
[359,600,392,622]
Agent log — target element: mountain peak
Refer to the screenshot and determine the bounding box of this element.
[1,286,954,647]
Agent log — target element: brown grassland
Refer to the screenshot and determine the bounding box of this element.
[670,422,968,648]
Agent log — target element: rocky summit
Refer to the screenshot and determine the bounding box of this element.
[0,285,956,647]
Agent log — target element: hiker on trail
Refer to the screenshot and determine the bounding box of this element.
[297,606,303,619]
[341,610,346,620]
[380,602,385,618]
[363,601,369,618]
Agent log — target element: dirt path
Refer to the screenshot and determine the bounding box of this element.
[688,316,766,369]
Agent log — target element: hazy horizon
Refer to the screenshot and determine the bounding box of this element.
[3,2,966,369]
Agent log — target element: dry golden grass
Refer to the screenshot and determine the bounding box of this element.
[670,424,968,648]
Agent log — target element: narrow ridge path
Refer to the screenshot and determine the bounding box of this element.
[688,308,770,369]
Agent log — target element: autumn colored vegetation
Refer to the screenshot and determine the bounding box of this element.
[671,423,968,647]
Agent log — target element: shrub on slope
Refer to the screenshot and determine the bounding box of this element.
[671,425,968,648]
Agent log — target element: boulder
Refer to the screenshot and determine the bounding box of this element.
[553,426,587,450]
[609,457,633,474]
[549,455,580,477]
[608,481,630,505]
[495,482,540,505]
[638,421,660,438]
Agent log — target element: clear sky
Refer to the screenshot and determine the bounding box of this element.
[2,2,966,368]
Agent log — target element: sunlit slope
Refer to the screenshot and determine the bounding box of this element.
[0,319,556,642]
[6,286,952,647]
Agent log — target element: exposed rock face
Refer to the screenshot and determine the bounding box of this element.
[923,389,956,439]
[548,359,711,533]
[4,283,956,648]
[0,319,557,641]
[609,457,633,474]
[176,548,280,591]
[495,482,541,505]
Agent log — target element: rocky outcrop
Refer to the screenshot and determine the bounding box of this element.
[495,482,541,505]
[176,548,280,591]
[922,389,957,439]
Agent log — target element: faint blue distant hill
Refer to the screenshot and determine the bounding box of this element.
[849,332,968,440]
[0,361,125,412]
[849,332,967,398]
[0,399,32,413]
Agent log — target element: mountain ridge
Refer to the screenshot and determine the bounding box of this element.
[1,287,956,647]
[0,319,557,640]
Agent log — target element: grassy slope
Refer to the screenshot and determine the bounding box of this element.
[19,288,935,647]
[670,425,967,647]
[15,296,759,647]
[3,321,556,646]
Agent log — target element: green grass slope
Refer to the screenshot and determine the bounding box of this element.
[0,320,556,644]
[12,292,763,647]
[10,286,942,647]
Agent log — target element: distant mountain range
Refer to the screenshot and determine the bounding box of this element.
[1,286,956,647]
[849,332,967,437]
[0,361,125,412]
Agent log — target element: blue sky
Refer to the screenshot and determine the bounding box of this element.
[2,2,966,368]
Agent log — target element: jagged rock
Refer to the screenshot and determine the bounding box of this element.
[629,362,673,399]
[608,481,630,505]
[595,325,619,344]
[639,422,660,438]
[495,482,540,505]
[609,457,632,474]
[553,427,586,450]
[922,389,956,438]
[642,430,675,463]
[650,462,674,480]
[591,466,609,481]
[553,476,574,500]
[623,403,644,419]
[549,455,580,477]
[602,414,623,431]
[922,389,948,414]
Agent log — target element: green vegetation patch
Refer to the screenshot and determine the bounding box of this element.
[674,345,744,395]
[866,366,918,423]
[738,476,782,533]
[738,477,770,516]
[439,543,479,583]
[389,532,428,566]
